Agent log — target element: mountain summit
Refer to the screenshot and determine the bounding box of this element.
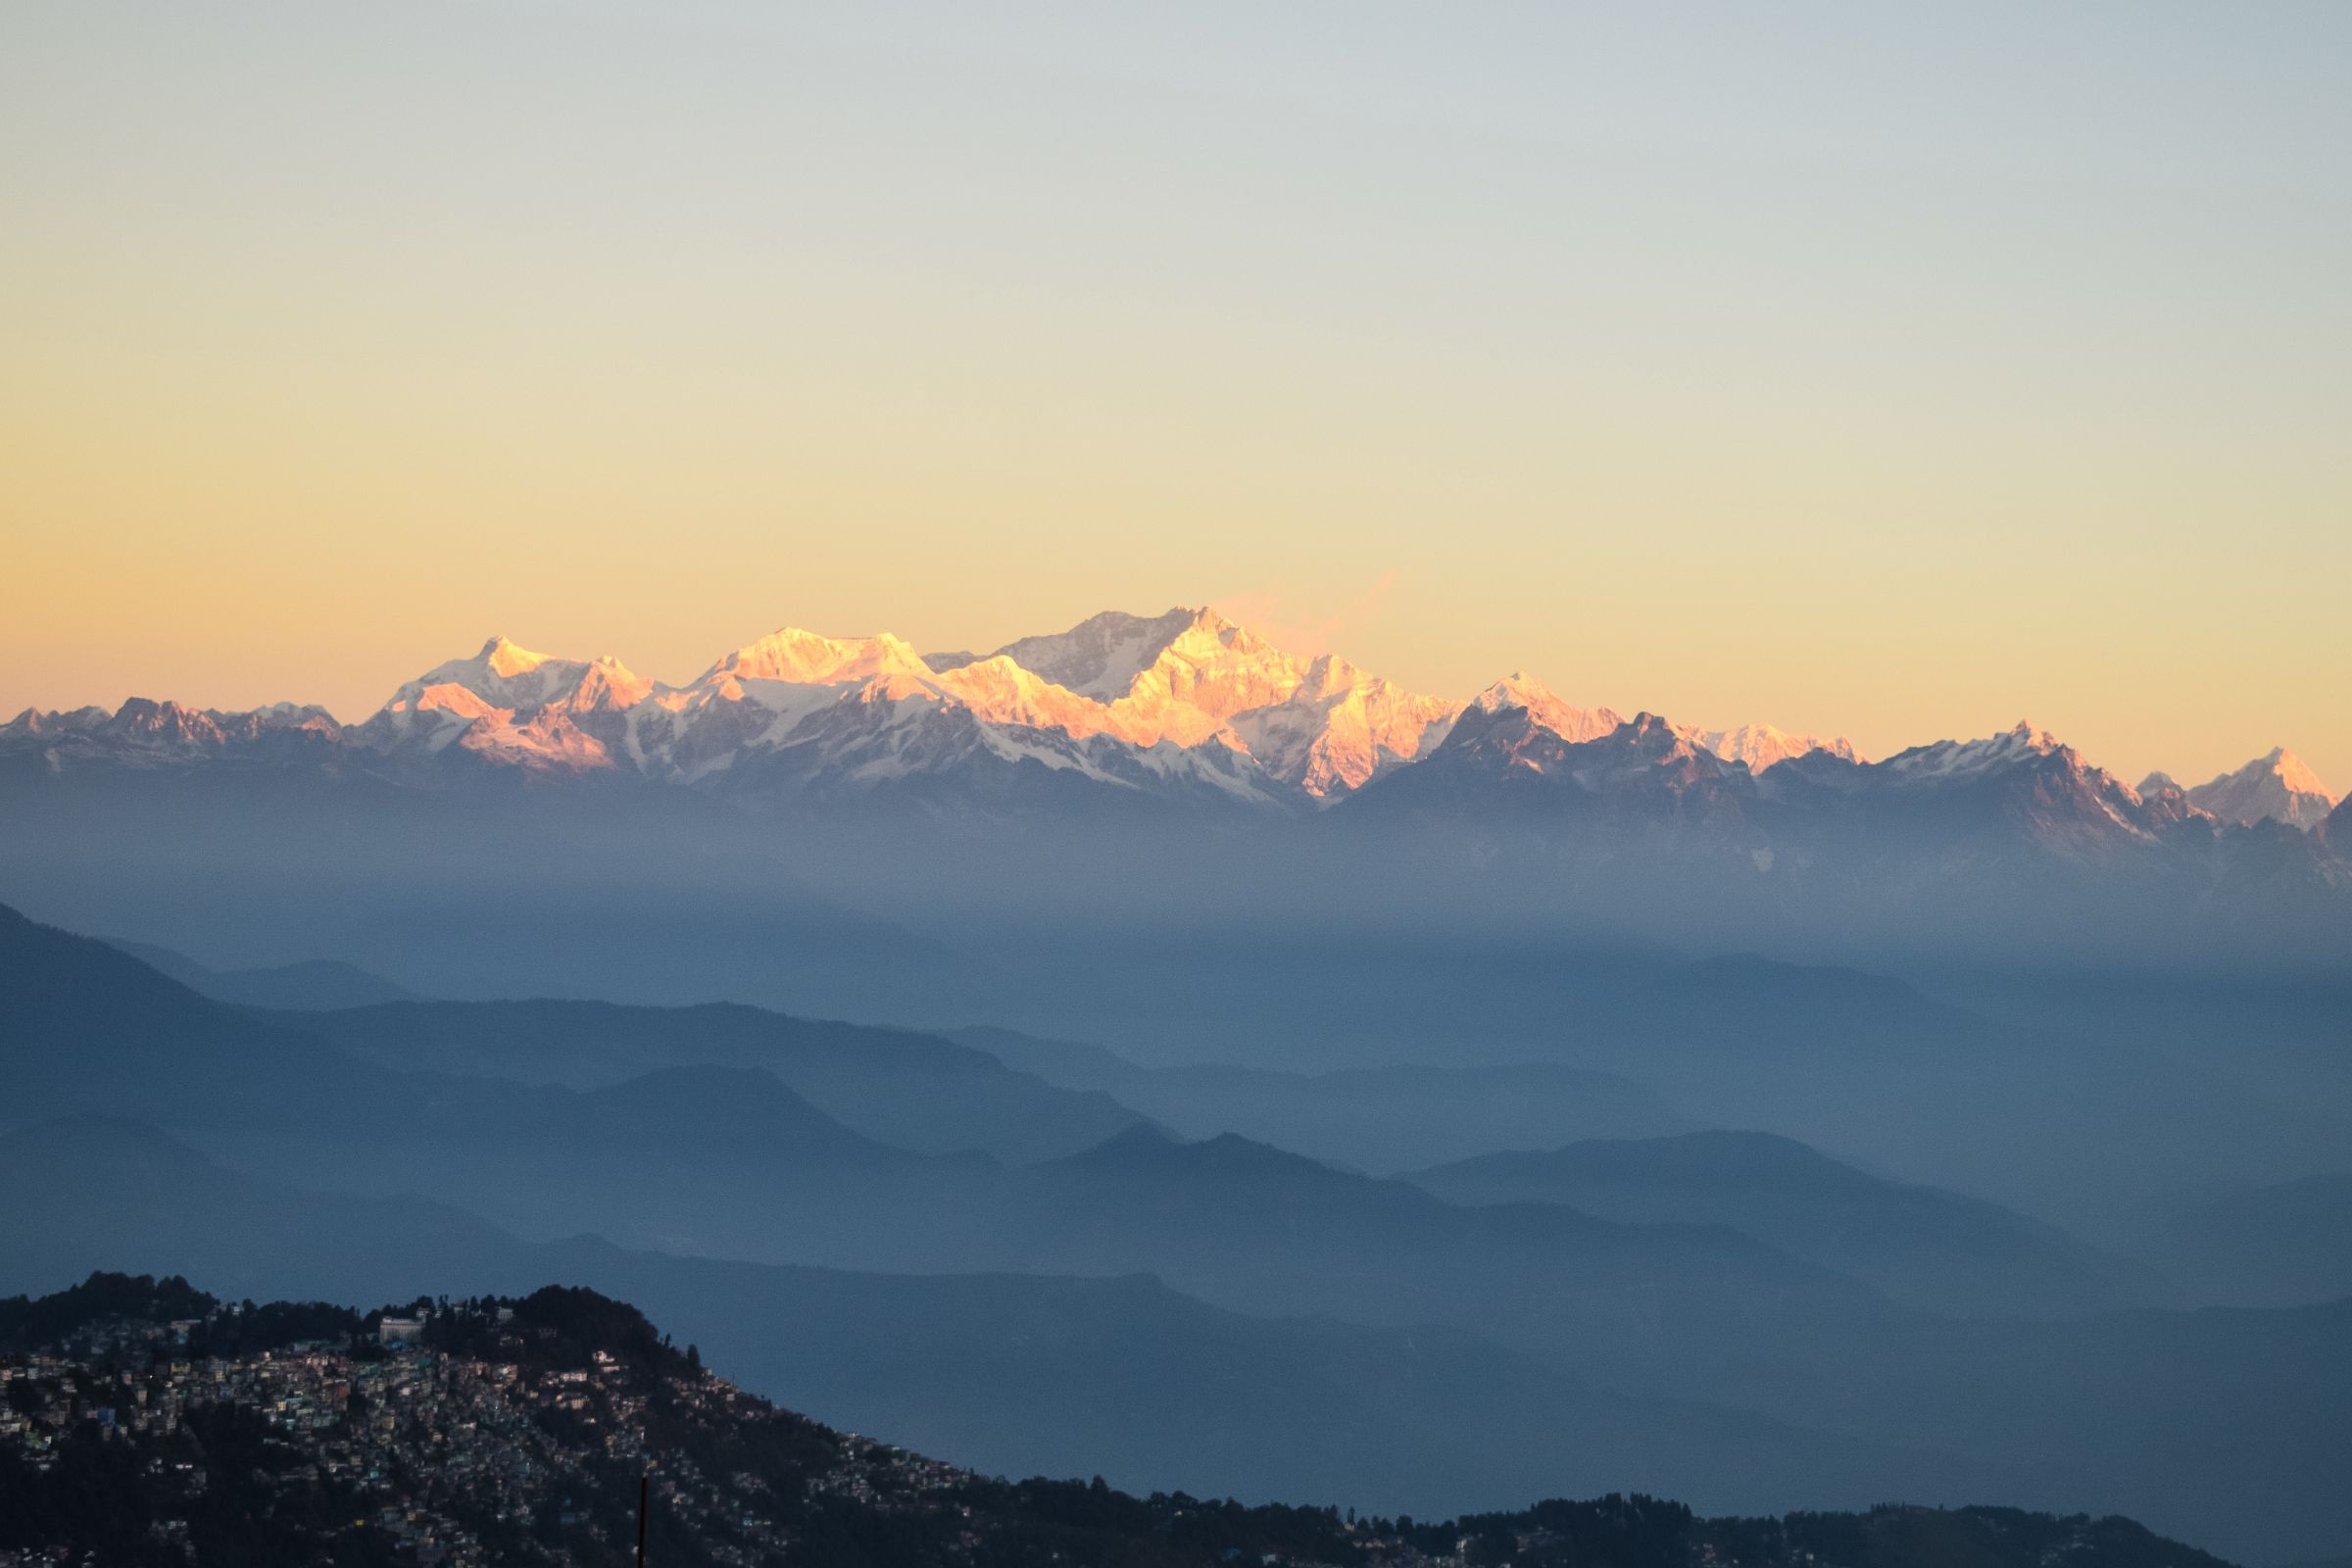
[2183,747,2337,831]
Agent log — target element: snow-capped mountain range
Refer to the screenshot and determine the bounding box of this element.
[1,607,2336,840]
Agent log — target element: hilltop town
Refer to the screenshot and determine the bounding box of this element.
[1,1272,2243,1568]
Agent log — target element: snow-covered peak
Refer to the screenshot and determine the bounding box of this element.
[1226,655,1462,797]
[1469,671,1549,711]
[243,701,336,725]
[1,705,106,738]
[1824,720,2180,847]
[1119,610,1307,721]
[0,697,350,769]
[700,628,930,690]
[2008,719,2062,752]
[1468,673,1624,744]
[386,637,648,717]
[964,606,1298,711]
[1470,672,1567,719]
[2186,747,2337,831]
[566,658,654,712]
[410,683,504,721]
[927,656,1124,738]
[2266,747,2332,801]
[1879,721,2081,785]
[971,608,1204,702]
[1692,722,1860,773]
[414,636,537,691]
[1293,653,1369,702]
[905,607,1461,793]
[479,635,549,679]
[353,637,648,773]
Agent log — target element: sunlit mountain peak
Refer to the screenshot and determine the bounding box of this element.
[1469,673,1624,744]
[701,628,931,690]
[2187,745,2338,831]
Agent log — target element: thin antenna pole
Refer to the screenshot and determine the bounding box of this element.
[637,1470,649,1567]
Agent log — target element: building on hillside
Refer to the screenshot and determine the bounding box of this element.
[378,1316,428,1348]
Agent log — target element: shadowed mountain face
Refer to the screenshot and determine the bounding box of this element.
[1407,1131,2175,1319]
[0,904,411,1130]
[1352,706,1753,826]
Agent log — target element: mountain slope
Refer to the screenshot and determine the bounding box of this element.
[1408,1130,2171,1318]
[0,903,408,1129]
[104,938,420,1008]
[956,1025,1695,1173]
[303,997,1148,1163]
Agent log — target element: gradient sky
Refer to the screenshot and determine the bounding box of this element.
[3,2,2346,789]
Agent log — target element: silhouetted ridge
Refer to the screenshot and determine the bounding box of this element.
[549,1064,883,1156]
[1058,1125,1341,1182]
[1408,1130,2173,1319]
[1070,1120,1184,1158]
[301,995,1148,1163]
[0,904,222,1019]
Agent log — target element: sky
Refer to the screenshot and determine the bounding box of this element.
[2,1,2346,789]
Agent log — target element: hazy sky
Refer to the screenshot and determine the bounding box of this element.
[3,2,2346,788]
